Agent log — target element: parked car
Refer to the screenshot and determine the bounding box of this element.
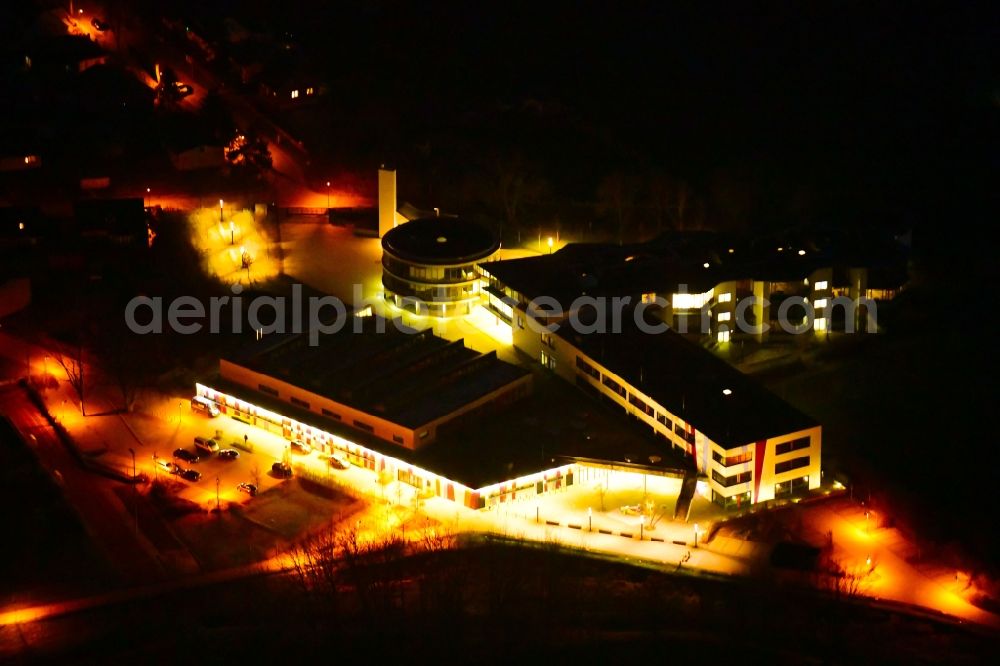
[190,396,219,417]
[289,440,312,455]
[272,461,292,478]
[156,459,181,474]
[327,455,349,470]
[91,17,109,31]
[173,448,200,463]
[217,449,240,460]
[180,469,202,482]
[173,82,194,97]
[237,482,258,497]
[619,504,642,516]
[194,437,219,455]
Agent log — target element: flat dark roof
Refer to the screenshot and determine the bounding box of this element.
[557,310,819,448]
[481,227,909,306]
[208,369,691,489]
[223,316,528,429]
[381,217,499,265]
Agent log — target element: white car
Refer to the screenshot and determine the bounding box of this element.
[289,440,312,455]
[156,459,181,474]
[327,455,350,470]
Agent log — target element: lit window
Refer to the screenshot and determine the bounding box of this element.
[815,280,828,290]
[718,292,732,303]
[641,292,656,304]
[672,290,713,309]
[290,89,299,99]
[814,298,827,309]
[306,87,314,95]
[717,330,731,343]
[718,312,731,322]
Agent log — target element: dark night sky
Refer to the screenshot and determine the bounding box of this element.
[288,0,995,248]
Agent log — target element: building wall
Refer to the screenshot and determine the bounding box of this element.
[706,426,822,506]
[382,252,494,317]
[506,304,822,507]
[378,168,396,238]
[198,381,569,510]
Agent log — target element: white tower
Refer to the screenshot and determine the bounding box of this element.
[378,166,396,238]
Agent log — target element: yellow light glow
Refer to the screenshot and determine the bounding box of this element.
[0,606,46,626]
[672,289,713,309]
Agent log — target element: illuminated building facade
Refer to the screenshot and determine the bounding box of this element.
[197,380,573,510]
[523,311,823,507]
[382,216,500,317]
[480,228,908,343]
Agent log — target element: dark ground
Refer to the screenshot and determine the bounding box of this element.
[1,541,997,664]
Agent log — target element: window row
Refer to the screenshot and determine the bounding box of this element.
[602,374,627,398]
[674,423,696,444]
[775,436,810,456]
[712,470,752,487]
[578,356,693,444]
[629,393,655,416]
[775,455,809,474]
[576,356,600,379]
[713,450,753,467]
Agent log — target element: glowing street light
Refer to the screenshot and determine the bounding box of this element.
[128,448,138,536]
[219,199,224,222]
[229,220,235,244]
[693,523,701,548]
[547,236,554,254]
[588,506,593,532]
[326,181,331,208]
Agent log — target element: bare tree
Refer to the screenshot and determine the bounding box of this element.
[596,172,639,244]
[648,172,673,234]
[101,331,148,413]
[490,153,547,241]
[675,181,691,230]
[53,343,87,416]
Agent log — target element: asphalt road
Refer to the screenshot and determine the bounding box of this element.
[0,385,164,586]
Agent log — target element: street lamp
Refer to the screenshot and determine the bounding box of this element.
[588,507,592,532]
[326,181,331,208]
[229,220,235,244]
[219,199,224,222]
[128,448,138,536]
[693,523,701,548]
[547,236,554,254]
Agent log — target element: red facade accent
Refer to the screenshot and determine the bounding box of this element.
[753,440,767,502]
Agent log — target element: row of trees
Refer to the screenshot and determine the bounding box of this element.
[397,148,765,246]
